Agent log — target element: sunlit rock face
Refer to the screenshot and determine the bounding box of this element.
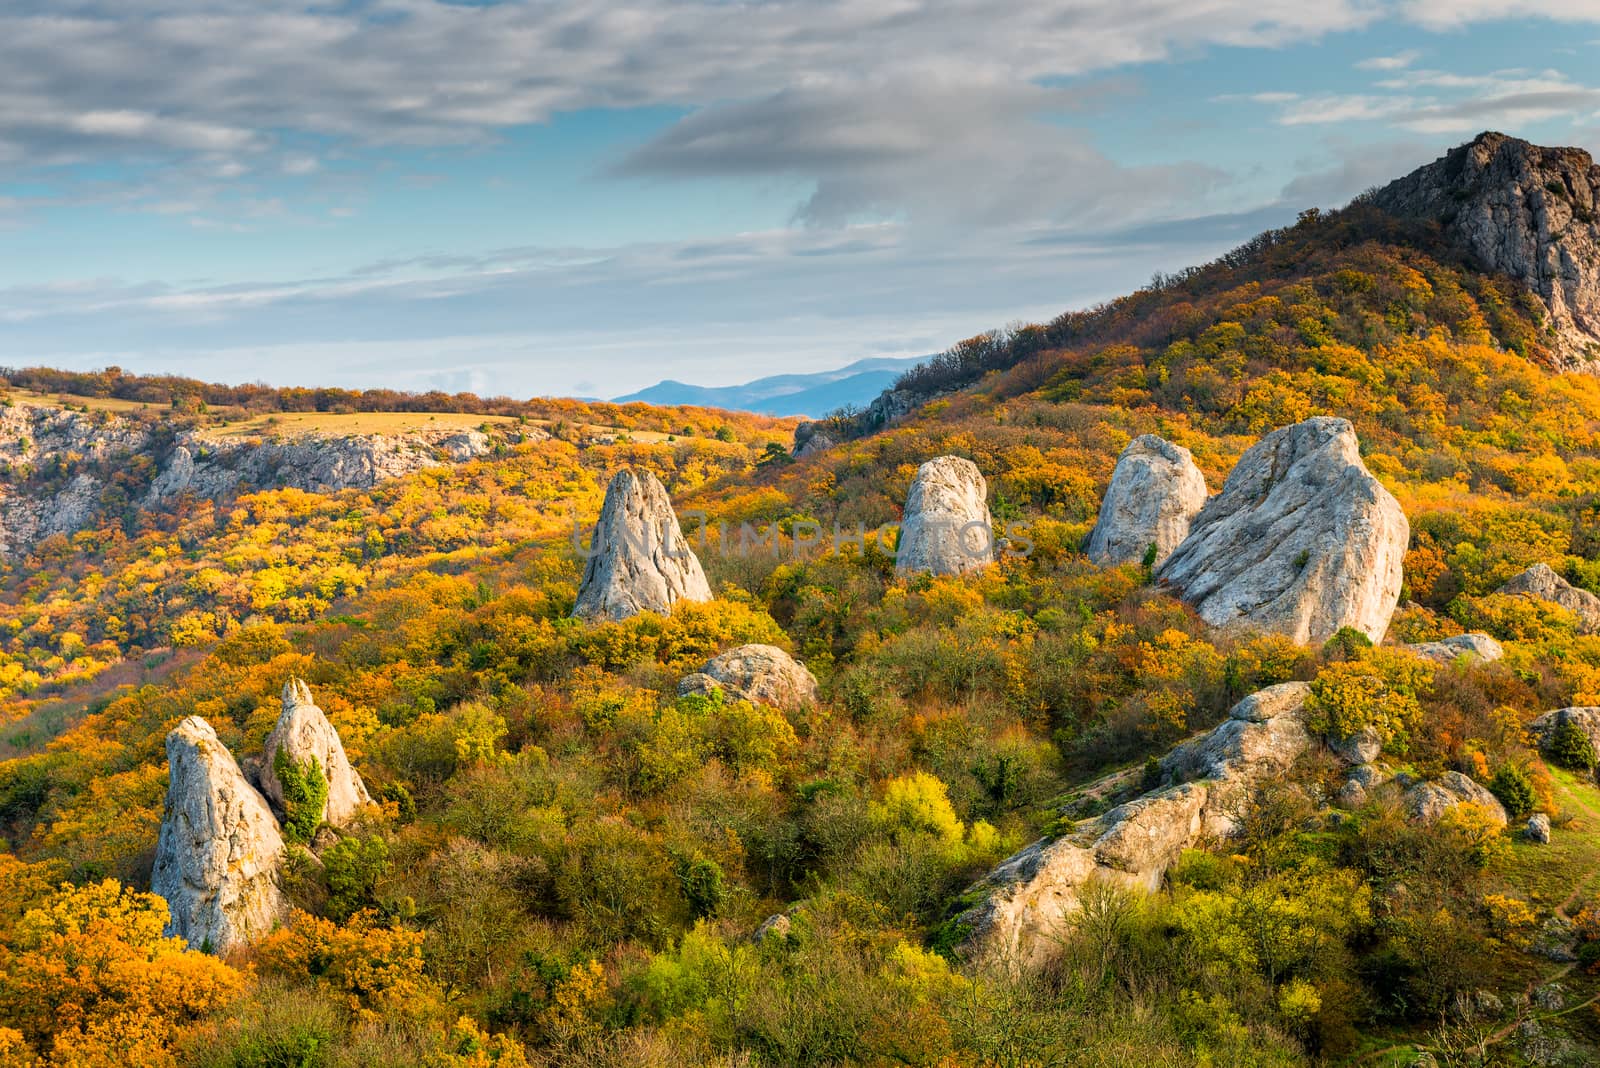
[151,716,288,956]
[1085,434,1208,569]
[678,644,819,710]
[895,456,994,578]
[1368,131,1600,371]
[1157,417,1408,645]
[573,468,712,621]
[956,682,1316,971]
[1497,564,1600,634]
[258,678,373,829]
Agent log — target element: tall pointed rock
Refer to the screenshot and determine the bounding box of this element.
[573,469,712,621]
[895,456,994,577]
[259,678,373,828]
[151,716,287,955]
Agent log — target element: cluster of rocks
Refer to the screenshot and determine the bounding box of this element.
[1089,417,1409,645]
[953,680,1515,968]
[0,398,508,559]
[152,679,370,955]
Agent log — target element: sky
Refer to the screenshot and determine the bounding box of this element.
[3,2,1600,399]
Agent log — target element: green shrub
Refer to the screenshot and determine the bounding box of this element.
[1549,721,1598,772]
[1489,764,1536,820]
[274,747,329,845]
[323,835,391,922]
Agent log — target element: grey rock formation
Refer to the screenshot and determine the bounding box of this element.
[678,644,819,710]
[791,422,838,458]
[1403,770,1509,827]
[1526,813,1552,844]
[1498,563,1600,634]
[1337,779,1368,809]
[0,398,507,560]
[959,682,1316,968]
[1347,763,1390,791]
[1084,434,1208,568]
[1367,132,1600,370]
[1330,726,1383,765]
[894,456,994,577]
[1529,706,1600,765]
[752,913,792,943]
[574,469,713,621]
[151,716,288,955]
[1156,417,1408,645]
[258,679,373,828]
[1404,633,1505,664]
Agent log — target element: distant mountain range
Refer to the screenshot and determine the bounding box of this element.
[613,355,930,417]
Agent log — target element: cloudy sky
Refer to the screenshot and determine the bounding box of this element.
[4,1,1600,398]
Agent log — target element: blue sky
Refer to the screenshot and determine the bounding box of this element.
[3,1,1600,398]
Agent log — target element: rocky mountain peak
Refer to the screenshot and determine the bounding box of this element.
[1367,131,1600,369]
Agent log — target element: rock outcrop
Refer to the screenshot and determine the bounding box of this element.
[1404,633,1505,664]
[791,422,838,458]
[0,398,511,560]
[956,682,1316,969]
[258,679,372,828]
[1529,706,1600,765]
[1156,417,1408,645]
[895,456,994,577]
[1527,813,1552,844]
[151,716,288,955]
[574,469,713,621]
[143,426,500,505]
[1403,770,1509,827]
[678,644,818,710]
[1497,564,1600,634]
[1367,132,1600,371]
[1085,435,1208,568]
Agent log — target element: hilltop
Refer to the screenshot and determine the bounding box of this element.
[3,133,1600,1066]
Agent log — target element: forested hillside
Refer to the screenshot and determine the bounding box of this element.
[4,135,1600,1067]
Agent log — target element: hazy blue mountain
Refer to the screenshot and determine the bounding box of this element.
[614,355,928,417]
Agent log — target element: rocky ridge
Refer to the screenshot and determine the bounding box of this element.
[1367,131,1600,370]
[0,399,512,559]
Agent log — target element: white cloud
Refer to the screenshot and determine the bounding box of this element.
[1356,49,1421,70]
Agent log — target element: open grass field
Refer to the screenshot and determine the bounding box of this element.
[5,389,680,444]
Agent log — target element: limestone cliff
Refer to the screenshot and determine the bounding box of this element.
[1368,131,1600,370]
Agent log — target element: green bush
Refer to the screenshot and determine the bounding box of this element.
[323,835,391,922]
[274,747,329,845]
[1489,764,1536,820]
[1548,721,1598,772]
